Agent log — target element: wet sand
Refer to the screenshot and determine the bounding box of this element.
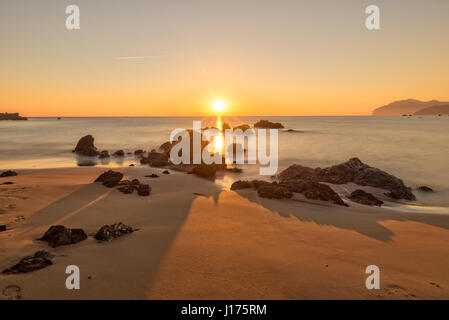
[1,167,449,299]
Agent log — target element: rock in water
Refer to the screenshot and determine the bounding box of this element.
[254,120,284,129]
[0,170,18,178]
[349,190,384,206]
[113,150,125,157]
[417,186,434,192]
[2,251,53,274]
[94,223,134,241]
[279,158,415,201]
[73,135,100,156]
[99,150,110,158]
[234,124,251,131]
[94,170,123,187]
[39,225,87,247]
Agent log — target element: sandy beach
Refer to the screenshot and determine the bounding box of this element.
[1,167,448,300]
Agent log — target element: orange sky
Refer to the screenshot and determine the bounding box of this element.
[1,0,448,117]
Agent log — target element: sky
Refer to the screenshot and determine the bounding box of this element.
[1,0,448,116]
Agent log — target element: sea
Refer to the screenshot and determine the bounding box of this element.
[1,116,448,207]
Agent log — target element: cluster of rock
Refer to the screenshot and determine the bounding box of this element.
[2,222,135,274]
[94,223,134,241]
[94,170,151,196]
[0,170,17,178]
[254,120,284,129]
[0,113,27,120]
[117,178,151,196]
[39,225,87,247]
[2,251,53,274]
[278,157,415,201]
[231,179,347,205]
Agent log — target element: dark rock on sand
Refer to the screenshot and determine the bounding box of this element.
[136,184,151,196]
[39,225,87,247]
[113,150,125,157]
[73,135,100,156]
[417,186,435,192]
[94,170,123,187]
[279,158,415,201]
[281,180,347,206]
[99,150,110,158]
[190,163,226,179]
[0,170,18,178]
[254,120,284,129]
[349,190,384,206]
[162,170,170,174]
[94,223,134,241]
[2,181,14,185]
[2,251,53,274]
[0,225,7,232]
[257,184,293,199]
[118,184,134,194]
[145,174,159,178]
[230,180,252,190]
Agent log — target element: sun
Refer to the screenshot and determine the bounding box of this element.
[212,99,227,113]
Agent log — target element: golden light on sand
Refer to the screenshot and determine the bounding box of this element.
[212,99,227,113]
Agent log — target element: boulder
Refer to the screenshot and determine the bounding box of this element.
[279,158,415,201]
[349,190,384,206]
[159,141,173,153]
[118,184,134,194]
[73,135,99,156]
[254,120,284,129]
[94,223,134,241]
[0,170,18,178]
[39,225,87,247]
[94,170,123,187]
[113,150,125,157]
[281,180,347,206]
[99,150,110,158]
[257,184,293,199]
[230,180,252,190]
[0,112,27,120]
[136,184,151,196]
[2,251,53,274]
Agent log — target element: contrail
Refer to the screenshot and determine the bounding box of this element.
[114,54,180,60]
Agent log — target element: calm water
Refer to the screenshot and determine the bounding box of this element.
[1,116,448,205]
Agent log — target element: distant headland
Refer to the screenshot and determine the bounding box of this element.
[0,112,28,120]
[372,99,449,116]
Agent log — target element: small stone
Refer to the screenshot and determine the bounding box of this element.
[2,251,54,274]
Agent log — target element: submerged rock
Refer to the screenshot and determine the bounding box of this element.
[279,158,415,201]
[113,150,125,157]
[2,251,53,274]
[73,135,99,157]
[0,170,18,178]
[39,225,87,247]
[94,170,123,187]
[254,120,284,129]
[94,223,134,241]
[349,189,384,206]
[417,186,435,192]
[99,150,110,159]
